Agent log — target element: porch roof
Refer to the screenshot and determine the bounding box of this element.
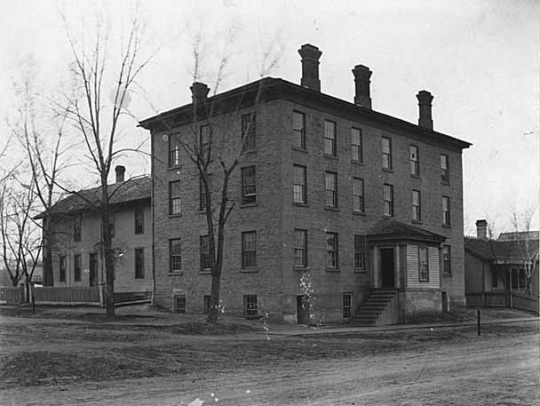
[367,218,446,244]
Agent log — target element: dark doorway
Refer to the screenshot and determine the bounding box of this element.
[297,295,310,325]
[89,253,97,287]
[380,248,395,288]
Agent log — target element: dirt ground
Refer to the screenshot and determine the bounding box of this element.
[0,306,538,405]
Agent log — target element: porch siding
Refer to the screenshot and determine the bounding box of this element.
[406,245,440,288]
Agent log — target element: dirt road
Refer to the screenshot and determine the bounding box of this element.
[0,310,539,405]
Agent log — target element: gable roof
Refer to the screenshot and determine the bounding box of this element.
[139,77,471,151]
[498,231,540,241]
[367,218,446,243]
[35,176,151,219]
[465,237,539,263]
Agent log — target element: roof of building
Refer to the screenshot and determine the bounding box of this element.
[139,77,471,151]
[465,237,539,263]
[497,231,540,241]
[35,176,151,219]
[367,218,447,243]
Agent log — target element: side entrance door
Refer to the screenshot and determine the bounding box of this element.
[380,248,395,288]
[89,253,97,287]
[297,295,310,325]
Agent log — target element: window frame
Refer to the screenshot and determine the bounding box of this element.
[324,120,337,157]
[294,229,308,268]
[168,134,181,168]
[351,127,363,163]
[443,245,452,275]
[73,215,82,242]
[412,189,421,222]
[135,247,145,279]
[442,196,451,226]
[59,255,66,282]
[174,295,186,313]
[134,209,144,234]
[241,112,256,152]
[241,166,257,205]
[169,180,182,215]
[169,238,182,273]
[441,154,450,183]
[383,184,394,217]
[326,232,339,269]
[325,171,338,208]
[200,235,212,272]
[418,247,429,282]
[410,145,419,176]
[382,137,392,170]
[74,253,82,282]
[352,177,365,213]
[244,295,258,317]
[241,231,257,269]
[293,165,307,204]
[354,235,366,270]
[293,111,306,150]
[342,293,353,319]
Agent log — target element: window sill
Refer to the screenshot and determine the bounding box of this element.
[324,154,338,160]
[243,149,257,156]
[240,202,258,208]
[168,166,182,172]
[353,211,365,216]
[382,168,393,173]
[168,272,183,276]
[441,180,450,186]
[354,268,367,273]
[410,174,421,180]
[169,213,183,218]
[241,268,258,273]
[442,224,452,228]
[351,160,364,166]
[443,273,452,277]
[324,207,340,212]
[292,147,308,153]
[294,266,310,272]
[199,270,211,275]
[412,220,423,225]
[326,268,340,273]
[293,202,309,207]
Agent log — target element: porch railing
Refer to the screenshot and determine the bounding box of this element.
[466,291,539,314]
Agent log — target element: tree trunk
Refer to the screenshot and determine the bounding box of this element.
[101,182,115,319]
[43,246,54,286]
[207,266,222,326]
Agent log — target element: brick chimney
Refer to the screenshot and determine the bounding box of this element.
[190,82,210,106]
[417,90,434,130]
[298,44,322,92]
[352,65,372,109]
[476,219,488,240]
[115,165,126,183]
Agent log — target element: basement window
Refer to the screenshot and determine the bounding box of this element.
[174,295,186,313]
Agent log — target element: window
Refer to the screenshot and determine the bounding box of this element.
[241,166,257,204]
[169,181,181,215]
[200,235,212,272]
[353,178,364,213]
[59,256,66,282]
[519,269,526,289]
[241,113,256,152]
[134,209,144,234]
[106,216,115,239]
[492,272,499,288]
[293,111,306,149]
[442,196,451,225]
[203,295,211,314]
[343,293,353,319]
[199,175,210,211]
[383,184,394,217]
[174,295,186,313]
[169,135,181,168]
[244,295,258,317]
[294,229,308,268]
[351,128,363,163]
[382,137,392,170]
[412,190,421,221]
[242,231,257,268]
[135,248,144,279]
[418,247,429,282]
[410,145,419,176]
[169,239,182,273]
[443,245,451,275]
[326,232,338,269]
[324,120,336,156]
[325,172,338,208]
[73,216,81,242]
[441,154,449,183]
[354,235,365,269]
[512,269,518,289]
[293,165,307,204]
[74,254,81,282]
[200,125,209,158]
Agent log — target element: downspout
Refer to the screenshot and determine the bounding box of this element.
[150,132,156,307]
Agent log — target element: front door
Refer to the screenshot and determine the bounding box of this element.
[297,295,310,325]
[89,253,97,287]
[380,248,395,288]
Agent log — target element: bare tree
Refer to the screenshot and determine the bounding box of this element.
[510,206,539,295]
[60,11,153,317]
[168,32,282,326]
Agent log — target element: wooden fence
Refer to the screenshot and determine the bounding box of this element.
[466,291,539,314]
[33,286,100,304]
[0,286,24,304]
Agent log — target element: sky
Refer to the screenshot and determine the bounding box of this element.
[0,0,538,235]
